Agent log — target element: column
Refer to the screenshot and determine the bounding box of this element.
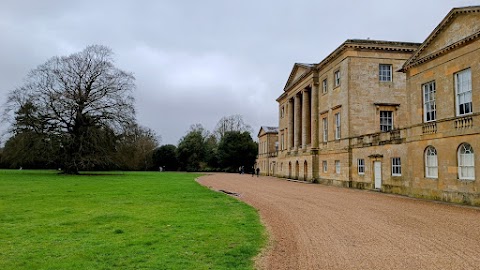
[311,83,319,149]
[302,88,311,149]
[294,93,302,149]
[288,98,294,150]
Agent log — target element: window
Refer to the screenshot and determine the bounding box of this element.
[423,81,436,122]
[334,113,341,139]
[379,64,392,82]
[425,146,438,178]
[323,161,327,173]
[281,133,284,150]
[322,79,328,93]
[380,111,393,132]
[358,159,365,175]
[458,143,475,180]
[322,117,328,142]
[392,157,401,176]
[334,70,340,87]
[335,160,340,174]
[280,106,285,118]
[455,69,472,116]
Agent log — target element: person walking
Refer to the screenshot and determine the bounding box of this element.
[256,167,260,177]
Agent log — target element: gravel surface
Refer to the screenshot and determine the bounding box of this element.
[197,173,480,270]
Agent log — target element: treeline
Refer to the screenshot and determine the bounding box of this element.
[0,115,258,172]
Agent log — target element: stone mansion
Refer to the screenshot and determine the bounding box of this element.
[256,6,480,205]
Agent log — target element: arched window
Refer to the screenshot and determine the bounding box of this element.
[458,143,475,180]
[425,146,438,178]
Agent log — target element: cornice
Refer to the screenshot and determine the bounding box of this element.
[402,31,480,71]
[402,6,480,71]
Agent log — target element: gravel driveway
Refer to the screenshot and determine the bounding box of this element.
[197,173,480,270]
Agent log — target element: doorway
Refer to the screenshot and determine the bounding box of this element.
[374,161,382,189]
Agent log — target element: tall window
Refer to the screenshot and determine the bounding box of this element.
[423,81,436,122]
[458,143,475,180]
[280,106,285,118]
[334,113,341,139]
[392,157,401,176]
[322,79,328,93]
[380,111,393,132]
[322,117,328,142]
[455,68,472,116]
[281,133,285,150]
[425,146,438,178]
[323,161,327,173]
[335,160,340,174]
[379,64,392,82]
[358,159,365,175]
[334,70,341,87]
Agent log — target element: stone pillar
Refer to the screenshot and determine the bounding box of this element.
[288,98,294,150]
[311,77,320,182]
[294,93,302,149]
[302,88,311,149]
[311,83,319,149]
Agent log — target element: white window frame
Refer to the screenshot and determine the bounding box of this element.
[335,160,340,174]
[334,113,341,140]
[322,161,327,173]
[423,81,436,122]
[425,146,438,179]
[334,70,340,87]
[380,111,393,132]
[392,157,401,176]
[322,117,328,142]
[357,159,365,175]
[455,68,472,116]
[458,143,475,180]
[379,64,392,82]
[322,78,328,93]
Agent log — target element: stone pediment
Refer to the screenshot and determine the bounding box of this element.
[283,63,314,91]
[403,6,480,70]
[258,126,278,137]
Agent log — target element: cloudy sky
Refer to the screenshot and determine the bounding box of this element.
[0,0,478,145]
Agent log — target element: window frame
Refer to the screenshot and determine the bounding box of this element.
[458,143,475,180]
[334,112,341,140]
[322,117,328,142]
[322,78,328,93]
[391,157,402,176]
[357,159,365,175]
[455,68,472,116]
[322,161,327,173]
[334,70,341,87]
[380,111,393,132]
[335,160,340,174]
[425,146,438,179]
[422,81,436,122]
[379,64,392,82]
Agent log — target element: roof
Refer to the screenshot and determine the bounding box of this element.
[257,126,279,137]
[402,6,480,71]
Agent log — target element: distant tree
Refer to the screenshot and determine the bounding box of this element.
[213,115,253,140]
[152,144,178,171]
[3,45,136,174]
[217,131,257,172]
[177,124,211,172]
[115,124,159,171]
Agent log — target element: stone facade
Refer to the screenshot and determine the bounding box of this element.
[257,6,480,205]
[257,126,278,176]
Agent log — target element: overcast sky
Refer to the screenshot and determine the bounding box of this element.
[0,0,478,145]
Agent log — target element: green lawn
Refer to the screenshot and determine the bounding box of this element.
[0,170,265,270]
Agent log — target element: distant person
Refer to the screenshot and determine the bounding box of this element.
[256,167,260,177]
[241,166,245,174]
[238,166,242,174]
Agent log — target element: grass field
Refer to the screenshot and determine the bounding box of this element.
[0,170,265,270]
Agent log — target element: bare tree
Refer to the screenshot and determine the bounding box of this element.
[4,45,136,174]
[213,114,252,140]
